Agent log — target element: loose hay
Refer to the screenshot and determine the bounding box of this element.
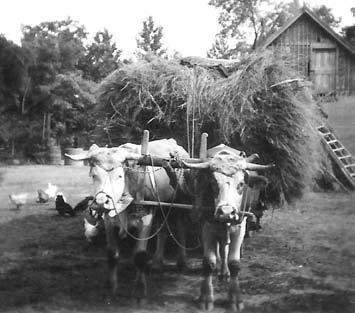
[97,50,327,204]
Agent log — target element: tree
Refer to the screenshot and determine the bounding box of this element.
[341,8,355,46]
[208,0,341,58]
[207,33,249,59]
[0,35,30,154]
[209,0,294,51]
[21,18,98,147]
[79,29,121,82]
[136,16,166,57]
[313,5,341,29]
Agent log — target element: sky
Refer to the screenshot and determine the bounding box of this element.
[0,0,354,58]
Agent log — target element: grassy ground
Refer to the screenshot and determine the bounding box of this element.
[0,165,354,313]
[322,96,355,155]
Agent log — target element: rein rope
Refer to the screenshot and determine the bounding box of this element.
[149,157,201,251]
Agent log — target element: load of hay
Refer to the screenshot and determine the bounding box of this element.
[97,50,329,204]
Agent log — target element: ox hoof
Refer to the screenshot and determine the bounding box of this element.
[131,297,148,308]
[152,259,165,271]
[198,295,214,311]
[176,259,189,272]
[218,271,230,282]
[199,301,214,311]
[229,301,244,312]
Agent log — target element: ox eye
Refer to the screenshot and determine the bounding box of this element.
[237,182,245,189]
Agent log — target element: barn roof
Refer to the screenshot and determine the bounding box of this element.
[261,6,355,55]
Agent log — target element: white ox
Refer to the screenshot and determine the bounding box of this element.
[65,139,190,299]
[183,148,273,312]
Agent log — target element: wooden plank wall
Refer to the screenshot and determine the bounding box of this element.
[271,16,354,95]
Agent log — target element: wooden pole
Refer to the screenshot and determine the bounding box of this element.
[199,133,208,160]
[136,130,149,202]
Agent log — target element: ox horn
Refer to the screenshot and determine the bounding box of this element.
[64,144,99,161]
[182,160,210,169]
[244,162,275,171]
[65,151,90,161]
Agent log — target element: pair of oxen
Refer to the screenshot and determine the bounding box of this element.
[66,138,273,312]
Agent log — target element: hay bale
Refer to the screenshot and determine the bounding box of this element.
[97,51,328,204]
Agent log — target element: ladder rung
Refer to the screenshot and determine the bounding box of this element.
[327,139,339,144]
[322,132,332,136]
[332,148,344,152]
[339,155,352,160]
[344,164,355,168]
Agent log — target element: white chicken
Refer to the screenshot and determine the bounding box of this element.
[9,193,28,209]
[84,217,100,243]
[44,183,58,199]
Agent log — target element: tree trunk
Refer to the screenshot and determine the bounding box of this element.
[46,113,52,146]
[21,78,30,115]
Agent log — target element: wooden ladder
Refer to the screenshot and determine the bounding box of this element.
[317,125,355,188]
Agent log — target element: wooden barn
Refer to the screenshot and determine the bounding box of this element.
[261,6,355,96]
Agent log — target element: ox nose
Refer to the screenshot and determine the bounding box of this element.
[215,205,238,222]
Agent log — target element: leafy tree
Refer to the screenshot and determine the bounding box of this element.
[20,18,99,148]
[50,72,98,146]
[313,5,341,29]
[79,29,121,82]
[0,36,28,113]
[0,35,30,153]
[209,0,293,51]
[207,33,249,59]
[208,0,341,58]
[136,16,166,57]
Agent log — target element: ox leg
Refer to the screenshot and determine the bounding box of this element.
[152,225,168,270]
[219,242,230,281]
[199,222,217,311]
[132,212,153,301]
[104,215,120,297]
[227,218,247,312]
[176,211,188,270]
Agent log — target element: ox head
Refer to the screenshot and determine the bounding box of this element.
[183,150,273,224]
[65,144,141,214]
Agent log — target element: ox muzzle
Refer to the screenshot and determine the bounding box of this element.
[89,192,115,217]
[214,205,240,224]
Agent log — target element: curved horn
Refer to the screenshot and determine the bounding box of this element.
[182,160,210,169]
[244,162,275,171]
[64,151,90,161]
[64,144,99,161]
[245,153,260,163]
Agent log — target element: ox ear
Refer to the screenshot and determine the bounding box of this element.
[246,174,269,188]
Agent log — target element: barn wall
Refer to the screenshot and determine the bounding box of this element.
[270,15,355,95]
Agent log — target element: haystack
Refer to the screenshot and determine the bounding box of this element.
[97,50,328,204]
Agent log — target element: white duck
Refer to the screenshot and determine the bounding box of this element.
[84,218,100,243]
[9,193,28,209]
[44,183,58,199]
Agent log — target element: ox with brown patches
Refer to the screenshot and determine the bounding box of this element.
[65,139,190,300]
[183,148,273,312]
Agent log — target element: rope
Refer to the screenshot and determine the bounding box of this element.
[149,157,201,251]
